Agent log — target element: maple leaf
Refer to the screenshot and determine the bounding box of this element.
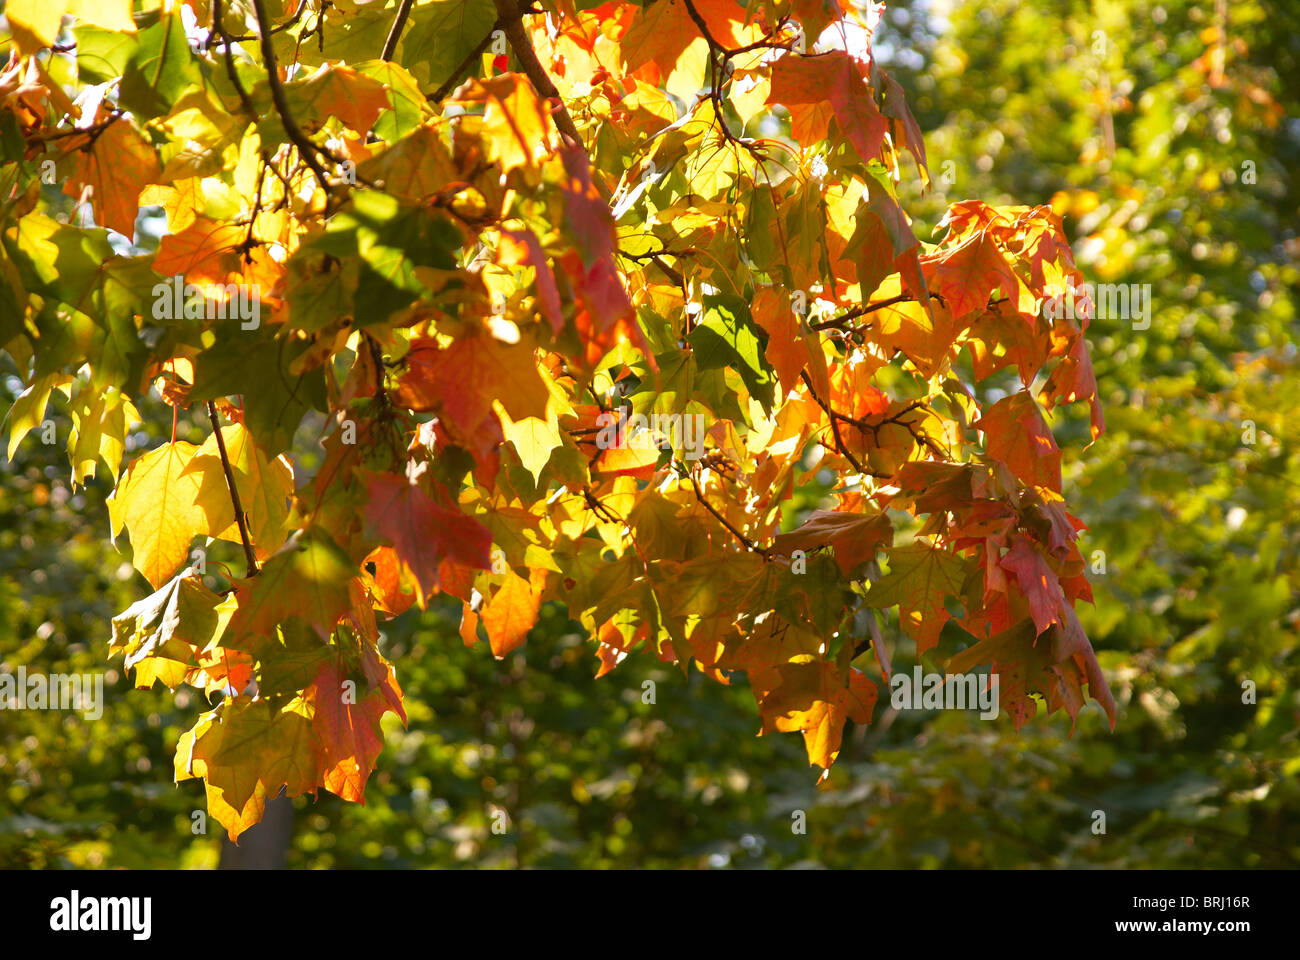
[768,51,889,165]
[754,660,877,770]
[362,546,419,617]
[4,373,72,461]
[181,695,322,840]
[151,217,245,287]
[361,469,493,608]
[175,708,267,842]
[977,391,1063,492]
[998,535,1066,636]
[277,63,390,137]
[63,112,161,237]
[357,122,457,202]
[864,542,973,654]
[184,423,294,559]
[106,441,229,588]
[947,614,1115,732]
[751,286,812,395]
[65,383,139,487]
[5,0,135,55]
[480,567,547,659]
[3,0,1120,839]
[455,73,560,173]
[966,299,1050,387]
[394,331,552,446]
[845,180,919,300]
[920,229,1034,321]
[498,228,565,334]
[109,570,236,689]
[619,0,746,75]
[225,528,358,646]
[500,408,564,483]
[138,178,202,233]
[872,62,930,184]
[186,321,329,458]
[309,645,406,804]
[1041,325,1106,443]
[790,0,851,41]
[772,509,894,577]
[399,0,500,91]
[557,144,617,271]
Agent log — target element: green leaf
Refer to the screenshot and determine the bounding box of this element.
[188,320,328,458]
[399,0,499,93]
[74,24,139,84]
[118,8,202,118]
[688,293,776,412]
[256,622,334,697]
[354,59,432,142]
[3,217,156,389]
[309,192,461,324]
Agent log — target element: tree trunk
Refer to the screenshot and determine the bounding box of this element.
[218,792,294,869]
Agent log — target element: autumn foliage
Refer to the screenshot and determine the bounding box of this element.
[1,0,1112,841]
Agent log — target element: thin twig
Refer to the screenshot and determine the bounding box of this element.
[799,370,882,478]
[222,1,307,41]
[688,469,767,557]
[25,111,122,144]
[809,293,911,330]
[431,19,503,101]
[650,254,684,286]
[362,332,391,409]
[212,0,257,117]
[681,0,771,160]
[237,158,268,262]
[205,402,260,577]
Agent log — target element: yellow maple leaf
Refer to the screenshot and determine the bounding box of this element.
[455,74,559,174]
[184,423,294,559]
[6,0,136,57]
[107,441,228,588]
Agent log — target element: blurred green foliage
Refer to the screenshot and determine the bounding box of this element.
[2,0,1297,867]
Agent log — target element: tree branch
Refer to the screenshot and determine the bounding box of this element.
[221,0,307,42]
[809,292,949,331]
[205,402,260,578]
[798,370,883,478]
[362,331,391,410]
[491,0,586,153]
[808,293,909,330]
[248,0,331,193]
[380,0,417,62]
